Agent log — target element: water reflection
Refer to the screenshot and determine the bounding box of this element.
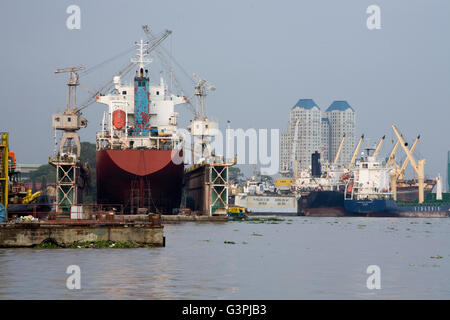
[1,217,450,299]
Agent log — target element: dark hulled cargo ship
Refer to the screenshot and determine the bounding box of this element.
[96,40,186,214]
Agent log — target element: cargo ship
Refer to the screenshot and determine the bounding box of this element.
[293,152,346,216]
[344,148,449,217]
[96,40,186,214]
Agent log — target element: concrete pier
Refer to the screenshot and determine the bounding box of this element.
[0,221,164,248]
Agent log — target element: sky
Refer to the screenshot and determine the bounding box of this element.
[0,0,449,182]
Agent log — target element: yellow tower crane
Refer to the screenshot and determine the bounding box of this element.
[392,125,426,204]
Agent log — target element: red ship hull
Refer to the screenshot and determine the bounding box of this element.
[96,149,184,214]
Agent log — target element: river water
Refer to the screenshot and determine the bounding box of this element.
[1,217,450,299]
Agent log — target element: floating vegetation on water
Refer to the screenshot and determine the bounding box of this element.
[425,222,432,225]
[224,241,236,244]
[251,233,263,236]
[242,241,248,245]
[201,240,211,242]
[244,217,284,224]
[286,222,292,225]
[233,229,239,231]
[68,240,154,248]
[409,264,415,267]
[357,224,366,229]
[430,255,443,259]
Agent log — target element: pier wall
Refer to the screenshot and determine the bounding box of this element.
[0,223,164,247]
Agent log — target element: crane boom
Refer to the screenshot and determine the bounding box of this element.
[386,140,400,167]
[398,135,420,180]
[333,134,345,164]
[392,124,426,204]
[373,135,385,157]
[349,134,364,168]
[76,30,172,113]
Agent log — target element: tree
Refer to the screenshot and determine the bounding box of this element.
[229,166,244,184]
[260,175,274,184]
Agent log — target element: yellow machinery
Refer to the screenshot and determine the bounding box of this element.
[228,205,248,216]
[386,140,400,167]
[274,179,295,187]
[349,134,364,168]
[373,135,385,158]
[333,134,345,164]
[22,190,42,204]
[0,132,8,208]
[397,135,420,180]
[392,125,426,204]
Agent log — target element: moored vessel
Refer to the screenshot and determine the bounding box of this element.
[96,41,186,214]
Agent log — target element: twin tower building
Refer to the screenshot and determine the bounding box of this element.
[280,99,356,174]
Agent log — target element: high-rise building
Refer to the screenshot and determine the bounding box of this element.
[321,117,330,162]
[279,99,321,172]
[325,101,356,166]
[279,99,356,175]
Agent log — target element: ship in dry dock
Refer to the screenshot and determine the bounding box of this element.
[96,40,186,214]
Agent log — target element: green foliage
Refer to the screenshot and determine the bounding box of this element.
[29,164,56,184]
[79,142,97,169]
[229,166,244,184]
[260,175,274,184]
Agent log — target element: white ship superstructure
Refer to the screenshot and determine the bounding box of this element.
[96,40,186,151]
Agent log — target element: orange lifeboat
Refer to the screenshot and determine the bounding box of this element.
[346,184,353,194]
[112,110,126,130]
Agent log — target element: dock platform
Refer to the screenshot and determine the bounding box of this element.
[0,219,164,248]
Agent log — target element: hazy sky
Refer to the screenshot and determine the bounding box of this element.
[0,0,449,181]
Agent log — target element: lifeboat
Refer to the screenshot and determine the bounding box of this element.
[112,110,126,130]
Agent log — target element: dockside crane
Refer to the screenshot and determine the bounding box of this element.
[392,125,426,204]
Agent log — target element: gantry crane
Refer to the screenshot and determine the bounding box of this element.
[392,125,426,204]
